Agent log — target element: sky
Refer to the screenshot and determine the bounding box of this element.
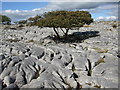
[2,2,49,10]
[1,0,119,22]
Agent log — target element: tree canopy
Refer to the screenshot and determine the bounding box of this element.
[0,15,11,25]
[15,20,27,24]
[28,15,42,22]
[27,10,93,39]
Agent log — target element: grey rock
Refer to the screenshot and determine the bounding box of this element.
[9,64,21,76]
[0,67,13,79]
[94,77,118,88]
[57,68,73,78]
[0,61,3,74]
[51,58,65,68]
[25,69,36,83]
[0,79,2,90]
[20,62,37,83]
[0,22,118,89]
[19,54,28,60]
[21,71,69,88]
[70,73,78,78]
[30,47,45,59]
[5,84,18,89]
[22,57,37,66]
[73,56,88,70]
[66,78,77,88]
[8,56,21,67]
[15,72,26,87]
[87,51,101,63]
[2,58,12,68]
[0,54,5,60]
[3,76,15,86]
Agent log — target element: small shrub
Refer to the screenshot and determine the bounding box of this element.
[86,83,92,86]
[83,25,93,27]
[94,85,101,88]
[4,26,11,30]
[26,39,34,43]
[94,58,105,67]
[0,15,11,25]
[112,24,117,28]
[6,39,20,42]
[97,49,108,53]
[18,24,24,27]
[93,48,108,53]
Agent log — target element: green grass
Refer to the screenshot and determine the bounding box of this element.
[6,39,20,42]
[93,48,108,53]
[95,58,105,67]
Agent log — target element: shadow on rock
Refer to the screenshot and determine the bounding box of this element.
[49,31,100,43]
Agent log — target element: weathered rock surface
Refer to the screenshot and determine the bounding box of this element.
[0,21,118,89]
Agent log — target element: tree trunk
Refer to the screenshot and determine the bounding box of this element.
[65,28,69,37]
[60,28,66,35]
[53,27,60,39]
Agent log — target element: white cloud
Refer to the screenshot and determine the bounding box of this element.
[45,2,118,11]
[4,9,21,13]
[95,16,106,21]
[2,0,119,2]
[2,8,49,21]
[2,0,50,2]
[106,16,118,20]
[97,3,118,10]
[2,1,119,22]
[95,16,118,21]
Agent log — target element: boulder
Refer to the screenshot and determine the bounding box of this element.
[30,47,45,59]
[0,54,5,60]
[15,72,26,87]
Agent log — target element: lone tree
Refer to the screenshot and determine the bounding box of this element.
[0,15,11,25]
[29,10,93,39]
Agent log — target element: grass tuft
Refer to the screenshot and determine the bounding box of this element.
[94,85,101,88]
[93,48,108,53]
[95,58,105,67]
[6,39,20,42]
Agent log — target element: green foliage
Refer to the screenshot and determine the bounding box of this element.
[17,20,27,24]
[4,26,11,30]
[28,10,93,39]
[112,24,117,28]
[6,39,20,42]
[28,15,42,22]
[42,10,93,28]
[0,15,11,25]
[27,15,42,26]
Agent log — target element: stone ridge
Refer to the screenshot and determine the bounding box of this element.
[0,21,118,89]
